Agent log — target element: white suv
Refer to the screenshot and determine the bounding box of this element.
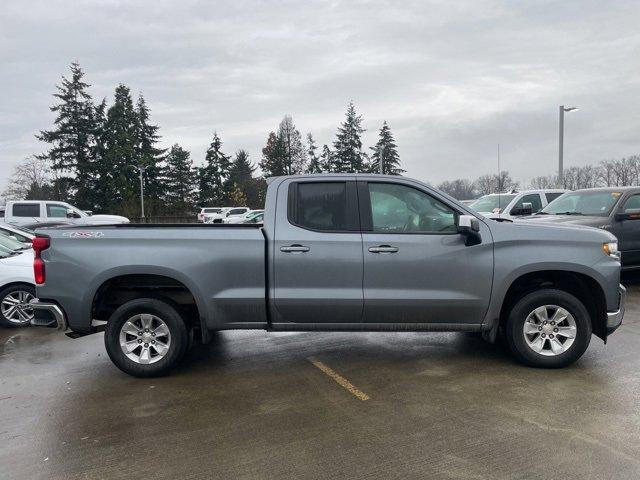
[469,189,567,220]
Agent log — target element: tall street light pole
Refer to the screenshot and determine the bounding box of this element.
[558,105,578,186]
[129,165,146,219]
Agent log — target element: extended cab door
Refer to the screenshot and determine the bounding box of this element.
[358,180,493,326]
[272,179,363,325]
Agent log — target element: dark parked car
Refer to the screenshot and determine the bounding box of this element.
[525,187,640,270]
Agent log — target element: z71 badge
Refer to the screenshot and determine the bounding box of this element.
[62,231,104,238]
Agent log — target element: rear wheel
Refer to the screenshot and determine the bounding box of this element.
[0,284,35,328]
[104,298,189,377]
[505,289,592,368]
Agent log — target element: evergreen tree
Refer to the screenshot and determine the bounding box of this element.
[163,144,196,215]
[135,95,166,214]
[36,62,97,206]
[320,144,334,172]
[198,132,231,205]
[98,84,139,214]
[370,121,404,175]
[227,149,255,188]
[277,115,307,174]
[259,131,288,177]
[90,98,109,211]
[333,102,366,173]
[305,133,322,173]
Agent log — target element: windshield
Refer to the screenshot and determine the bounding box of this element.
[0,244,16,257]
[469,194,516,213]
[541,191,623,216]
[0,233,28,250]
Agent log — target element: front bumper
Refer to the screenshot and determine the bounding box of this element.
[606,284,626,334]
[29,299,68,331]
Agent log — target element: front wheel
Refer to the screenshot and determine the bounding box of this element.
[505,289,592,368]
[104,298,189,377]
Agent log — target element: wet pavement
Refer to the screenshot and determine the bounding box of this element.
[2,282,640,479]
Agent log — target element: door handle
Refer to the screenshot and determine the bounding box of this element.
[368,245,399,253]
[280,244,310,253]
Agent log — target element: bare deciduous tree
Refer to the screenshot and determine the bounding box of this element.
[2,156,53,201]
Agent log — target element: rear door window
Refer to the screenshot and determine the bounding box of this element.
[12,203,40,217]
[288,181,358,232]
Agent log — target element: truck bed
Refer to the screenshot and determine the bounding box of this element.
[35,224,268,333]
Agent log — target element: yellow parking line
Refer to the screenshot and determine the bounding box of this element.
[308,357,370,401]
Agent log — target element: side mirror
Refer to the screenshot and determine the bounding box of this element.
[615,208,640,221]
[511,202,533,216]
[83,210,93,216]
[457,215,481,246]
[66,209,80,219]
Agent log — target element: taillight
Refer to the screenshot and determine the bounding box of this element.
[32,236,50,285]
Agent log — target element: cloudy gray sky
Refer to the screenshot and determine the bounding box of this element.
[1,0,639,191]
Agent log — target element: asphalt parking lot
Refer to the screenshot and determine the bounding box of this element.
[2,282,640,480]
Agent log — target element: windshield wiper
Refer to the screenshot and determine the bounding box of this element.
[535,211,549,215]
[555,211,584,216]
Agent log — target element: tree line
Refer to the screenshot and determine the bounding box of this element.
[437,156,640,200]
[2,63,403,217]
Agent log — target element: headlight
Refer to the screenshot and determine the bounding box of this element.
[603,241,620,259]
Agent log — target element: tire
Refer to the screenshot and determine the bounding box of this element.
[104,298,189,377]
[0,284,35,328]
[505,289,592,368]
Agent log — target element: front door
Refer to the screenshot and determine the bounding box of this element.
[611,193,640,268]
[272,179,364,325]
[359,180,493,325]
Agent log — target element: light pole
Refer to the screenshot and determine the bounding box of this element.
[558,105,578,186]
[129,165,146,219]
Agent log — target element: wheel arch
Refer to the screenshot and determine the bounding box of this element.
[87,267,208,340]
[495,269,607,341]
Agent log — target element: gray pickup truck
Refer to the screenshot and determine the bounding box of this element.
[30,174,626,377]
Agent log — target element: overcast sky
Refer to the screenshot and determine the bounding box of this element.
[1,0,639,191]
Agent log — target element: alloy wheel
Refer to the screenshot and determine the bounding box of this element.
[1,290,35,325]
[119,314,171,364]
[523,304,577,356]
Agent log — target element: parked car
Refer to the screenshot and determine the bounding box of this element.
[0,250,35,327]
[21,221,74,230]
[0,232,32,253]
[524,187,640,270]
[223,210,264,224]
[0,223,35,245]
[30,174,624,377]
[206,207,250,223]
[197,207,225,223]
[242,211,264,224]
[469,189,567,220]
[2,200,129,227]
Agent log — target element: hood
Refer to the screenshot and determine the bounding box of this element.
[519,214,608,229]
[83,214,130,224]
[488,215,616,244]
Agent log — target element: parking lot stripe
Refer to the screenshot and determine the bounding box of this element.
[308,357,370,401]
